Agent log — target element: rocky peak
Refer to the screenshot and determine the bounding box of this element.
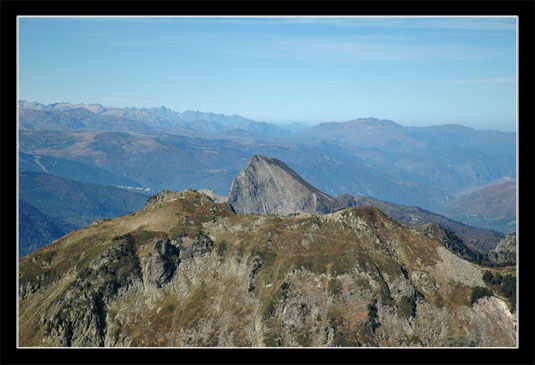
[336,193,357,208]
[145,190,175,207]
[228,155,344,215]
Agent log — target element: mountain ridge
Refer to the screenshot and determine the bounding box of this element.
[18,189,516,347]
[349,195,504,253]
[19,100,291,137]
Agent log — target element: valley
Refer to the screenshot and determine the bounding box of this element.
[18,101,516,234]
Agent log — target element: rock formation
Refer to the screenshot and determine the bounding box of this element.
[198,189,228,203]
[336,193,357,208]
[488,232,516,265]
[228,155,344,215]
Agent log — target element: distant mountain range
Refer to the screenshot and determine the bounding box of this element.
[18,100,516,233]
[18,129,447,211]
[19,100,292,137]
[298,117,515,156]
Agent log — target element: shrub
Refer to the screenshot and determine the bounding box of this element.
[470,286,493,305]
[479,270,516,312]
[482,270,493,284]
[398,295,416,318]
[499,274,516,300]
[328,278,342,297]
[493,272,503,286]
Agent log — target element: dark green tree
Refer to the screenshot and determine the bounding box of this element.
[482,270,493,283]
[470,286,493,305]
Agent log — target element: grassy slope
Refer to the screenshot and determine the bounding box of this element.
[19,191,515,347]
[353,196,504,253]
[438,182,516,234]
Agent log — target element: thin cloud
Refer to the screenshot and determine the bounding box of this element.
[100,96,175,105]
[446,77,516,85]
[221,35,497,62]
[20,16,517,31]
[208,16,516,31]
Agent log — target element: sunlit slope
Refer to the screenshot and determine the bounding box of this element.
[19,191,515,347]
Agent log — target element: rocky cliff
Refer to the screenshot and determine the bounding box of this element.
[488,232,516,265]
[19,190,516,347]
[228,155,344,215]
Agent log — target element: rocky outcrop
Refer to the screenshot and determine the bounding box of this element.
[228,155,343,215]
[39,236,144,346]
[198,189,228,203]
[336,193,357,208]
[141,238,181,289]
[145,190,174,208]
[488,232,516,265]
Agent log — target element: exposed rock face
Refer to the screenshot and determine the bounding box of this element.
[141,238,181,290]
[19,190,516,348]
[198,189,228,203]
[228,155,344,215]
[488,232,516,265]
[336,193,357,208]
[40,237,144,346]
[472,296,516,344]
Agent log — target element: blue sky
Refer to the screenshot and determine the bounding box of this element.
[18,16,517,131]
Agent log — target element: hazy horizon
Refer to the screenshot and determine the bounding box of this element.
[18,16,517,132]
[19,98,520,133]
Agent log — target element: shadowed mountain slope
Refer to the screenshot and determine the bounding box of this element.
[18,199,77,257]
[19,172,149,228]
[19,152,142,189]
